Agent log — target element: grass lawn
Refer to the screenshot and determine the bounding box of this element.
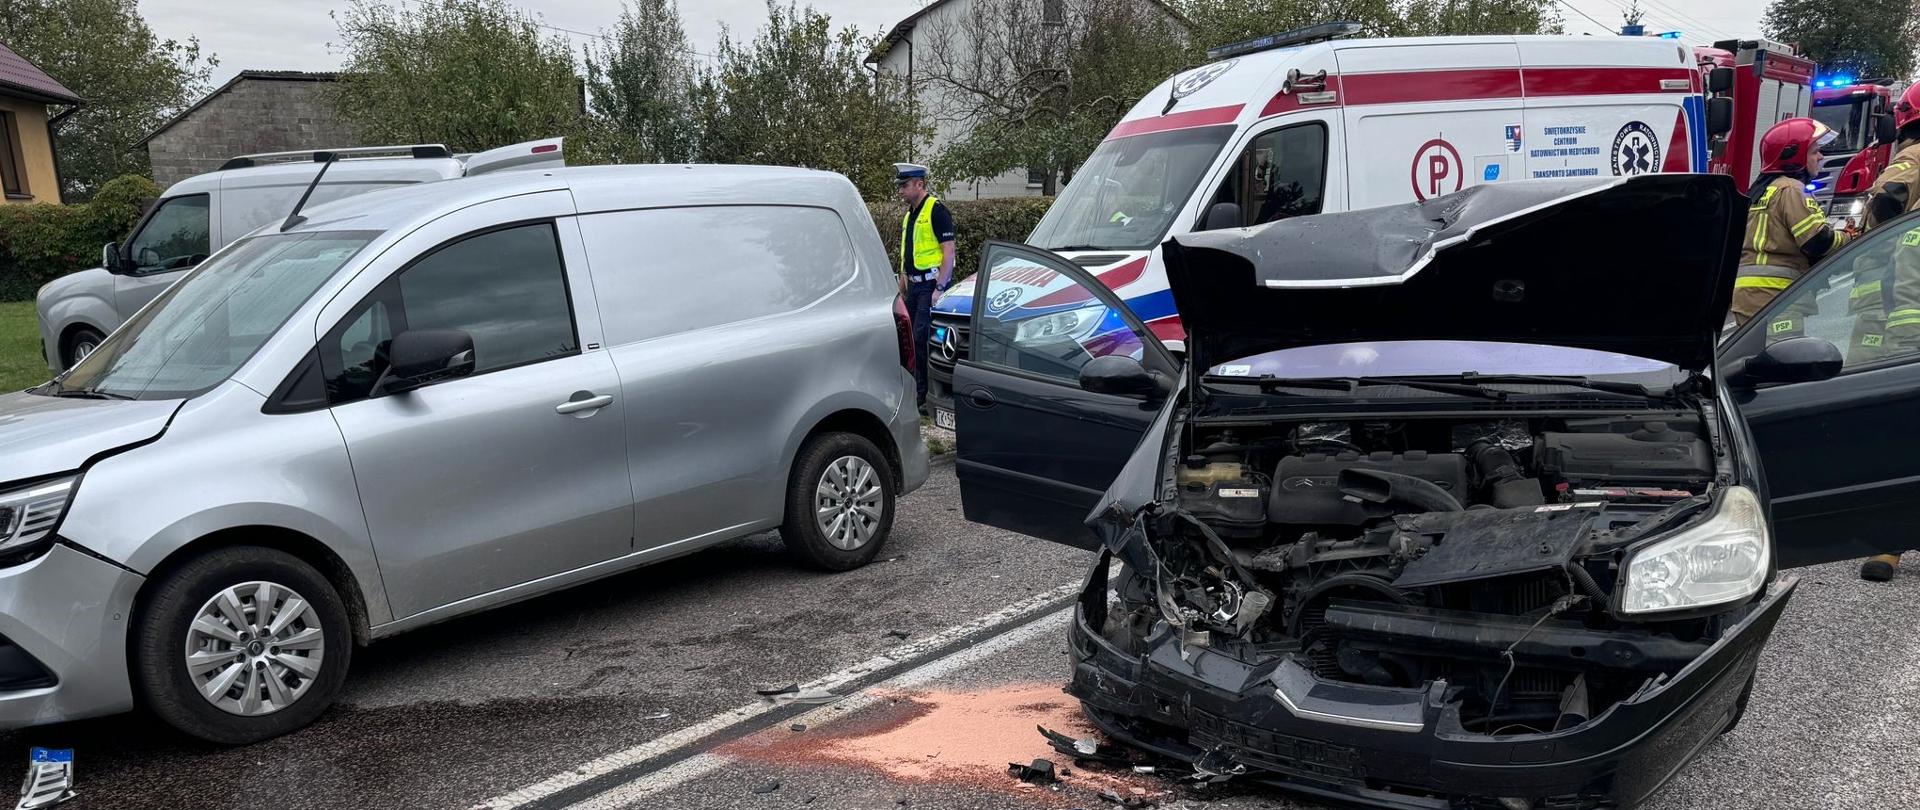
[0,301,51,392]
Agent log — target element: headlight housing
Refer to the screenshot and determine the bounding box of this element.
[1620,485,1769,615]
[0,476,78,567]
[1015,305,1107,344]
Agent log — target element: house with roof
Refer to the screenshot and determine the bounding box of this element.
[868,0,1189,199]
[140,71,367,189]
[0,41,83,205]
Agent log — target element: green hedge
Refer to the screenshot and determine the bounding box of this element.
[867,196,1054,282]
[0,175,158,301]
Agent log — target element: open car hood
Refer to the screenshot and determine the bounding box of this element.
[1163,174,1743,374]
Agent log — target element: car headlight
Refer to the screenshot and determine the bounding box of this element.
[1015,305,1107,343]
[1620,485,1769,615]
[0,476,78,566]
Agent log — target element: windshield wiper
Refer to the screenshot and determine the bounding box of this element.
[1042,244,1119,253]
[1203,374,1510,401]
[39,380,132,400]
[1452,372,1654,397]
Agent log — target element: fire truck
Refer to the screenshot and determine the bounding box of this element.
[1810,77,1901,228]
[1695,38,1815,192]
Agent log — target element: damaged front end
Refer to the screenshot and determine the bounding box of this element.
[1063,176,1793,808]
[1074,401,1794,808]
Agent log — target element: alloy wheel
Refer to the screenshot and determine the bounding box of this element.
[183,581,326,716]
[813,455,885,550]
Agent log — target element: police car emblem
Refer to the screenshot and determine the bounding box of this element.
[1610,122,1661,176]
[1172,59,1236,99]
[987,287,1022,314]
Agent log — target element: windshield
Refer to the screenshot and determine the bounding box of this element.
[52,231,379,400]
[1207,340,1685,387]
[1028,125,1233,251]
[1812,99,1871,154]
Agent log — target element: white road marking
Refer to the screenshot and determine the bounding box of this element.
[566,606,1074,810]
[472,578,1092,810]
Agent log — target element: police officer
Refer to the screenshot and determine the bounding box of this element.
[1853,83,1920,582]
[895,163,957,411]
[1729,118,1849,333]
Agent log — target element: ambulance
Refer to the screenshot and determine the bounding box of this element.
[924,23,1755,429]
[1808,77,1901,229]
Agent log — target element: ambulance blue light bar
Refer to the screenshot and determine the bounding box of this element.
[1207,22,1364,61]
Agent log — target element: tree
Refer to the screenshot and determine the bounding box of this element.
[920,0,1194,193]
[330,0,585,154]
[1765,0,1919,81]
[1620,0,1645,28]
[583,0,698,163]
[1179,0,1559,46]
[691,2,922,199]
[1399,0,1563,35]
[0,0,216,200]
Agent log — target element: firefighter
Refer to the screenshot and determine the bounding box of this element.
[1729,118,1849,334]
[1854,83,1920,582]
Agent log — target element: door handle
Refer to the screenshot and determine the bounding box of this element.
[964,386,997,409]
[556,393,614,414]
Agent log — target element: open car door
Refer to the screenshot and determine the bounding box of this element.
[1719,209,1920,568]
[953,241,1178,549]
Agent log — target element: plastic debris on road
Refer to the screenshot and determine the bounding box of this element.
[16,748,75,810]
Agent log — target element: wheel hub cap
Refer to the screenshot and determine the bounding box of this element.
[184,581,326,717]
[814,455,884,551]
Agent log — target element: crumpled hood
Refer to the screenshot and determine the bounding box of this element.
[0,392,180,484]
[1162,174,1743,374]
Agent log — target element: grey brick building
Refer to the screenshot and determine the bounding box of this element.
[141,71,365,189]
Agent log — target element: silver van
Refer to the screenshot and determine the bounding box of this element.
[0,165,928,742]
[34,139,564,370]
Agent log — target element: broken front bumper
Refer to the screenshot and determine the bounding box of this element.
[1065,555,1797,809]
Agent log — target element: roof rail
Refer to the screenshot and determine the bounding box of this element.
[219,144,453,171]
[1207,21,1363,61]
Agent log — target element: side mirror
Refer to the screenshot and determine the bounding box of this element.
[1706,97,1734,136]
[1079,355,1164,399]
[1876,113,1899,145]
[1706,67,1734,95]
[101,242,123,273]
[1724,336,1843,388]
[374,329,476,394]
[1202,201,1242,231]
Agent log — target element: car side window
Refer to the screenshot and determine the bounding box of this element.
[971,244,1148,384]
[1201,123,1328,230]
[320,222,579,403]
[1745,211,1920,371]
[126,194,211,273]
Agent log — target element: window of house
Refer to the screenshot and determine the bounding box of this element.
[1027,167,1048,188]
[0,111,27,198]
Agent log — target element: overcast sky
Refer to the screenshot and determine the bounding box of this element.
[140,0,1770,88]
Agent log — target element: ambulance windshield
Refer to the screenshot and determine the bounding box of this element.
[1029,125,1234,251]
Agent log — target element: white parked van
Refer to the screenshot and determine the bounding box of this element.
[924,27,1718,427]
[34,139,564,370]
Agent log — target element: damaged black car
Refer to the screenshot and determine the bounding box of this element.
[951,174,1900,808]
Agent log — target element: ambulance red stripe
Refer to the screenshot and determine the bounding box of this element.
[1104,105,1243,140]
[1250,67,1700,123]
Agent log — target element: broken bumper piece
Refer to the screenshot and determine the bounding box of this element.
[1065,555,1797,809]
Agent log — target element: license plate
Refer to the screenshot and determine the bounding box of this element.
[933,408,955,430]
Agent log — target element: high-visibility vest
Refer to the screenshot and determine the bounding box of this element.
[900,195,944,273]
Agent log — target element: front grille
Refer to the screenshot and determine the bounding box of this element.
[1190,710,1367,785]
[929,315,969,371]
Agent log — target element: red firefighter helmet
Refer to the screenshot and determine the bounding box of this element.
[1758,117,1837,175]
[1895,83,1920,130]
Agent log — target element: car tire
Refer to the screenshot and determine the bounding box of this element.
[62,327,105,368]
[132,546,352,744]
[781,432,896,571]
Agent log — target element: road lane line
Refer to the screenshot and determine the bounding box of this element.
[565,606,1075,810]
[472,578,1090,810]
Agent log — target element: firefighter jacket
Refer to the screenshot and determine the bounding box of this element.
[1860,140,1920,340]
[1731,176,1848,326]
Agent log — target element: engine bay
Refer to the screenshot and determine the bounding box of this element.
[1126,410,1737,737]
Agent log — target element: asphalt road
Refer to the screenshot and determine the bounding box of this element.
[3,463,1916,810]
